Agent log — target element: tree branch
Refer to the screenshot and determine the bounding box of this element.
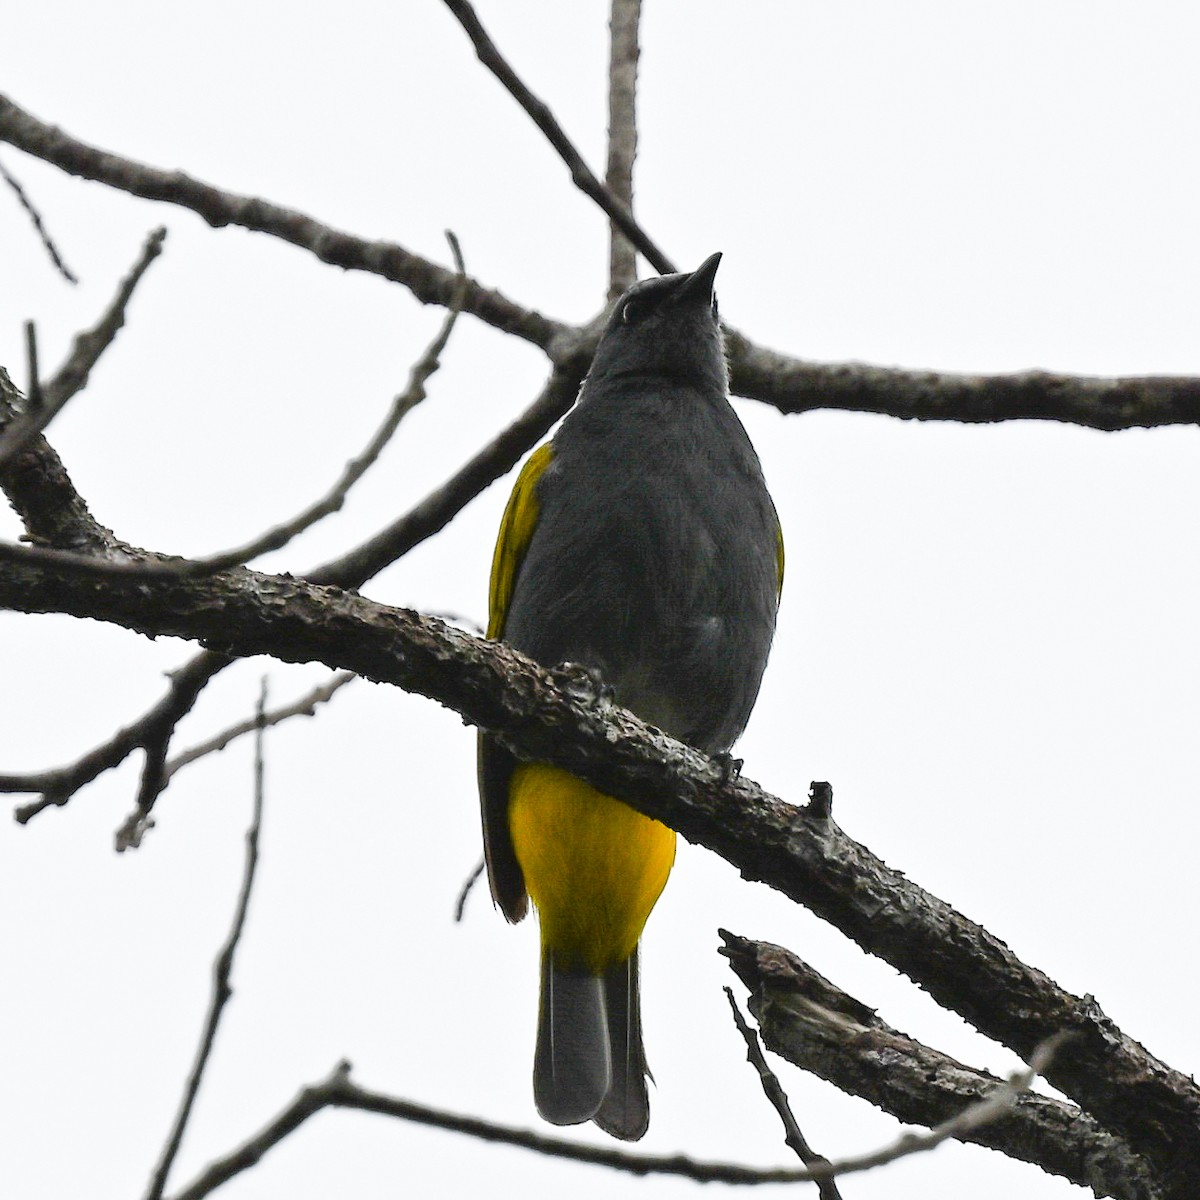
[6,648,227,826]
[0,227,165,470]
[162,672,355,783]
[150,232,468,578]
[722,933,1159,1200]
[165,1060,823,1200]
[0,94,565,354]
[161,1030,1081,1200]
[2,356,579,826]
[441,0,674,278]
[0,152,78,283]
[5,91,1199,431]
[726,332,1200,430]
[0,553,1197,1194]
[606,0,642,297]
[724,988,842,1200]
[306,360,584,588]
[144,681,269,1200]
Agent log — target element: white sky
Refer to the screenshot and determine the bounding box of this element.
[3,3,1199,1198]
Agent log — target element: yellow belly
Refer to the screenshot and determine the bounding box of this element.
[508,763,676,974]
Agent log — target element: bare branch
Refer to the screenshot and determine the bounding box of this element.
[24,321,42,411]
[441,0,675,277]
[816,1037,1074,1183]
[158,231,469,577]
[6,650,225,823]
[6,87,1200,432]
[0,367,113,550]
[453,857,486,922]
[145,681,269,1200]
[306,359,585,588]
[722,932,1158,1200]
[606,0,642,297]
[0,152,78,283]
[163,1032,1081,1200]
[2,554,1198,1193]
[0,94,564,353]
[163,672,355,782]
[4,355,577,827]
[165,1060,819,1200]
[726,332,1200,430]
[0,227,165,471]
[724,987,842,1200]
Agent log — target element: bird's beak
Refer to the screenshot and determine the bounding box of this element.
[674,252,722,305]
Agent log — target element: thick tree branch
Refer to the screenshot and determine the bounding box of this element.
[0,552,1197,1195]
[0,94,565,354]
[722,933,1159,1200]
[606,0,642,296]
[441,0,674,278]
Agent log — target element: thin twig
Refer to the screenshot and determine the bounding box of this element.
[441,0,675,277]
[164,1035,1072,1200]
[453,858,486,922]
[165,1060,815,1200]
[144,681,269,1200]
[0,227,166,471]
[0,152,78,282]
[303,361,585,588]
[6,650,223,823]
[724,988,842,1200]
[163,672,355,781]
[24,321,42,411]
[606,0,642,297]
[173,232,469,576]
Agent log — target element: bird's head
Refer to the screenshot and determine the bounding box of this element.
[587,253,727,393]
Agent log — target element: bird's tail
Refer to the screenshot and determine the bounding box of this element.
[595,950,650,1141]
[533,948,650,1140]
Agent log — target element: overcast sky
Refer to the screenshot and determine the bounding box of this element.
[3,3,1199,1198]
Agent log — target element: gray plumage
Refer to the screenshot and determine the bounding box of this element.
[479,253,781,1139]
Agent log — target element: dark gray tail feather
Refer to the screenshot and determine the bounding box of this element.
[594,950,650,1141]
[533,952,611,1125]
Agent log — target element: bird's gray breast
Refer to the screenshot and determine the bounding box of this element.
[502,382,778,754]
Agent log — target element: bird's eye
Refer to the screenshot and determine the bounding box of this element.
[621,296,650,324]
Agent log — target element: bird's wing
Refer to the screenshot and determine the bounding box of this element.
[478,442,556,922]
[488,442,555,638]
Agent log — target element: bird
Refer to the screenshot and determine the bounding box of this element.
[478,253,782,1140]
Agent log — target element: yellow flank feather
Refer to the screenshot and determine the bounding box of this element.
[490,443,677,974]
[508,763,677,973]
[775,522,785,598]
[488,442,555,640]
